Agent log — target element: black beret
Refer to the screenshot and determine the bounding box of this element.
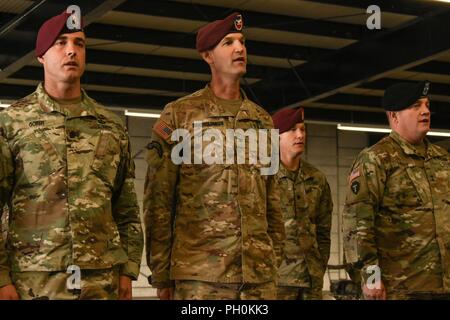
[272,107,304,134]
[196,12,243,52]
[382,81,431,111]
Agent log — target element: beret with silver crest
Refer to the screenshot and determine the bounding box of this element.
[382,80,431,111]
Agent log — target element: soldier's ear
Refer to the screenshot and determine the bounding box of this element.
[387,111,396,123]
[391,111,399,123]
[201,50,214,65]
[37,56,44,64]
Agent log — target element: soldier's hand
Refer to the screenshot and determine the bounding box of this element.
[0,284,20,300]
[118,275,132,300]
[157,287,174,300]
[362,280,386,300]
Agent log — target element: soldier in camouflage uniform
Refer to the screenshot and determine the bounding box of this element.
[0,11,143,300]
[272,108,332,300]
[342,81,450,300]
[144,12,285,300]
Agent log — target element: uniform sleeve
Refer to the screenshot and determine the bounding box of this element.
[143,106,179,288]
[342,151,385,284]
[111,129,144,280]
[266,174,286,267]
[0,131,14,287]
[316,177,332,269]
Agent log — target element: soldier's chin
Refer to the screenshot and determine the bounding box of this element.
[238,68,247,77]
[63,73,82,83]
[418,128,429,139]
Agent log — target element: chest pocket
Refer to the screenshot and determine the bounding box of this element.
[405,164,432,204]
[14,122,65,184]
[91,130,122,189]
[385,163,428,208]
[430,158,450,197]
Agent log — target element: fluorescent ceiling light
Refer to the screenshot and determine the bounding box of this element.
[427,131,450,137]
[124,110,160,118]
[337,124,390,133]
[337,123,450,137]
[0,103,10,108]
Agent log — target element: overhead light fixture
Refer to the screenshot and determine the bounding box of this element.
[427,131,450,137]
[337,124,450,137]
[0,103,10,108]
[337,124,390,134]
[124,110,160,118]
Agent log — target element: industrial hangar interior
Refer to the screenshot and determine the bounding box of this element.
[1,0,450,299]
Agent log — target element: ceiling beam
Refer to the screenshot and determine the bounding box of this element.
[116,0,368,40]
[84,23,331,61]
[407,60,450,76]
[310,0,447,16]
[84,49,284,79]
[250,7,450,111]
[358,77,450,95]
[0,83,174,108]
[11,66,206,93]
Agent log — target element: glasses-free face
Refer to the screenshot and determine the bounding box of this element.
[202,33,247,78]
[391,97,430,144]
[38,31,86,85]
[280,122,306,157]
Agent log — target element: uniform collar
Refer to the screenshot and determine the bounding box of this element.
[278,161,306,180]
[203,84,260,121]
[389,130,439,158]
[36,82,98,118]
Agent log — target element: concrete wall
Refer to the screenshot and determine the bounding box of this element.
[303,124,369,292]
[123,115,371,299]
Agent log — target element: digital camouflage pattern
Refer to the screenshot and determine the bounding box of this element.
[275,161,332,299]
[0,83,143,288]
[174,280,276,300]
[144,85,285,288]
[343,130,450,297]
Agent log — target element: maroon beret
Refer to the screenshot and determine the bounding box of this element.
[35,11,84,57]
[272,107,305,134]
[196,12,244,52]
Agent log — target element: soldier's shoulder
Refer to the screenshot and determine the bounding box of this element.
[429,143,450,158]
[303,160,328,181]
[0,92,39,123]
[356,135,396,164]
[87,96,126,129]
[246,99,272,125]
[167,88,208,110]
[3,92,38,113]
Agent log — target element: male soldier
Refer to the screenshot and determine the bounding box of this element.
[272,108,332,300]
[342,81,450,300]
[144,13,285,300]
[0,11,143,300]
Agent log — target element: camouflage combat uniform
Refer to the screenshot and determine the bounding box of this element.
[275,161,332,300]
[0,83,143,299]
[144,85,285,299]
[343,130,450,299]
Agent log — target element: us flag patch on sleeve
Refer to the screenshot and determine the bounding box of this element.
[349,167,361,183]
[153,119,174,142]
